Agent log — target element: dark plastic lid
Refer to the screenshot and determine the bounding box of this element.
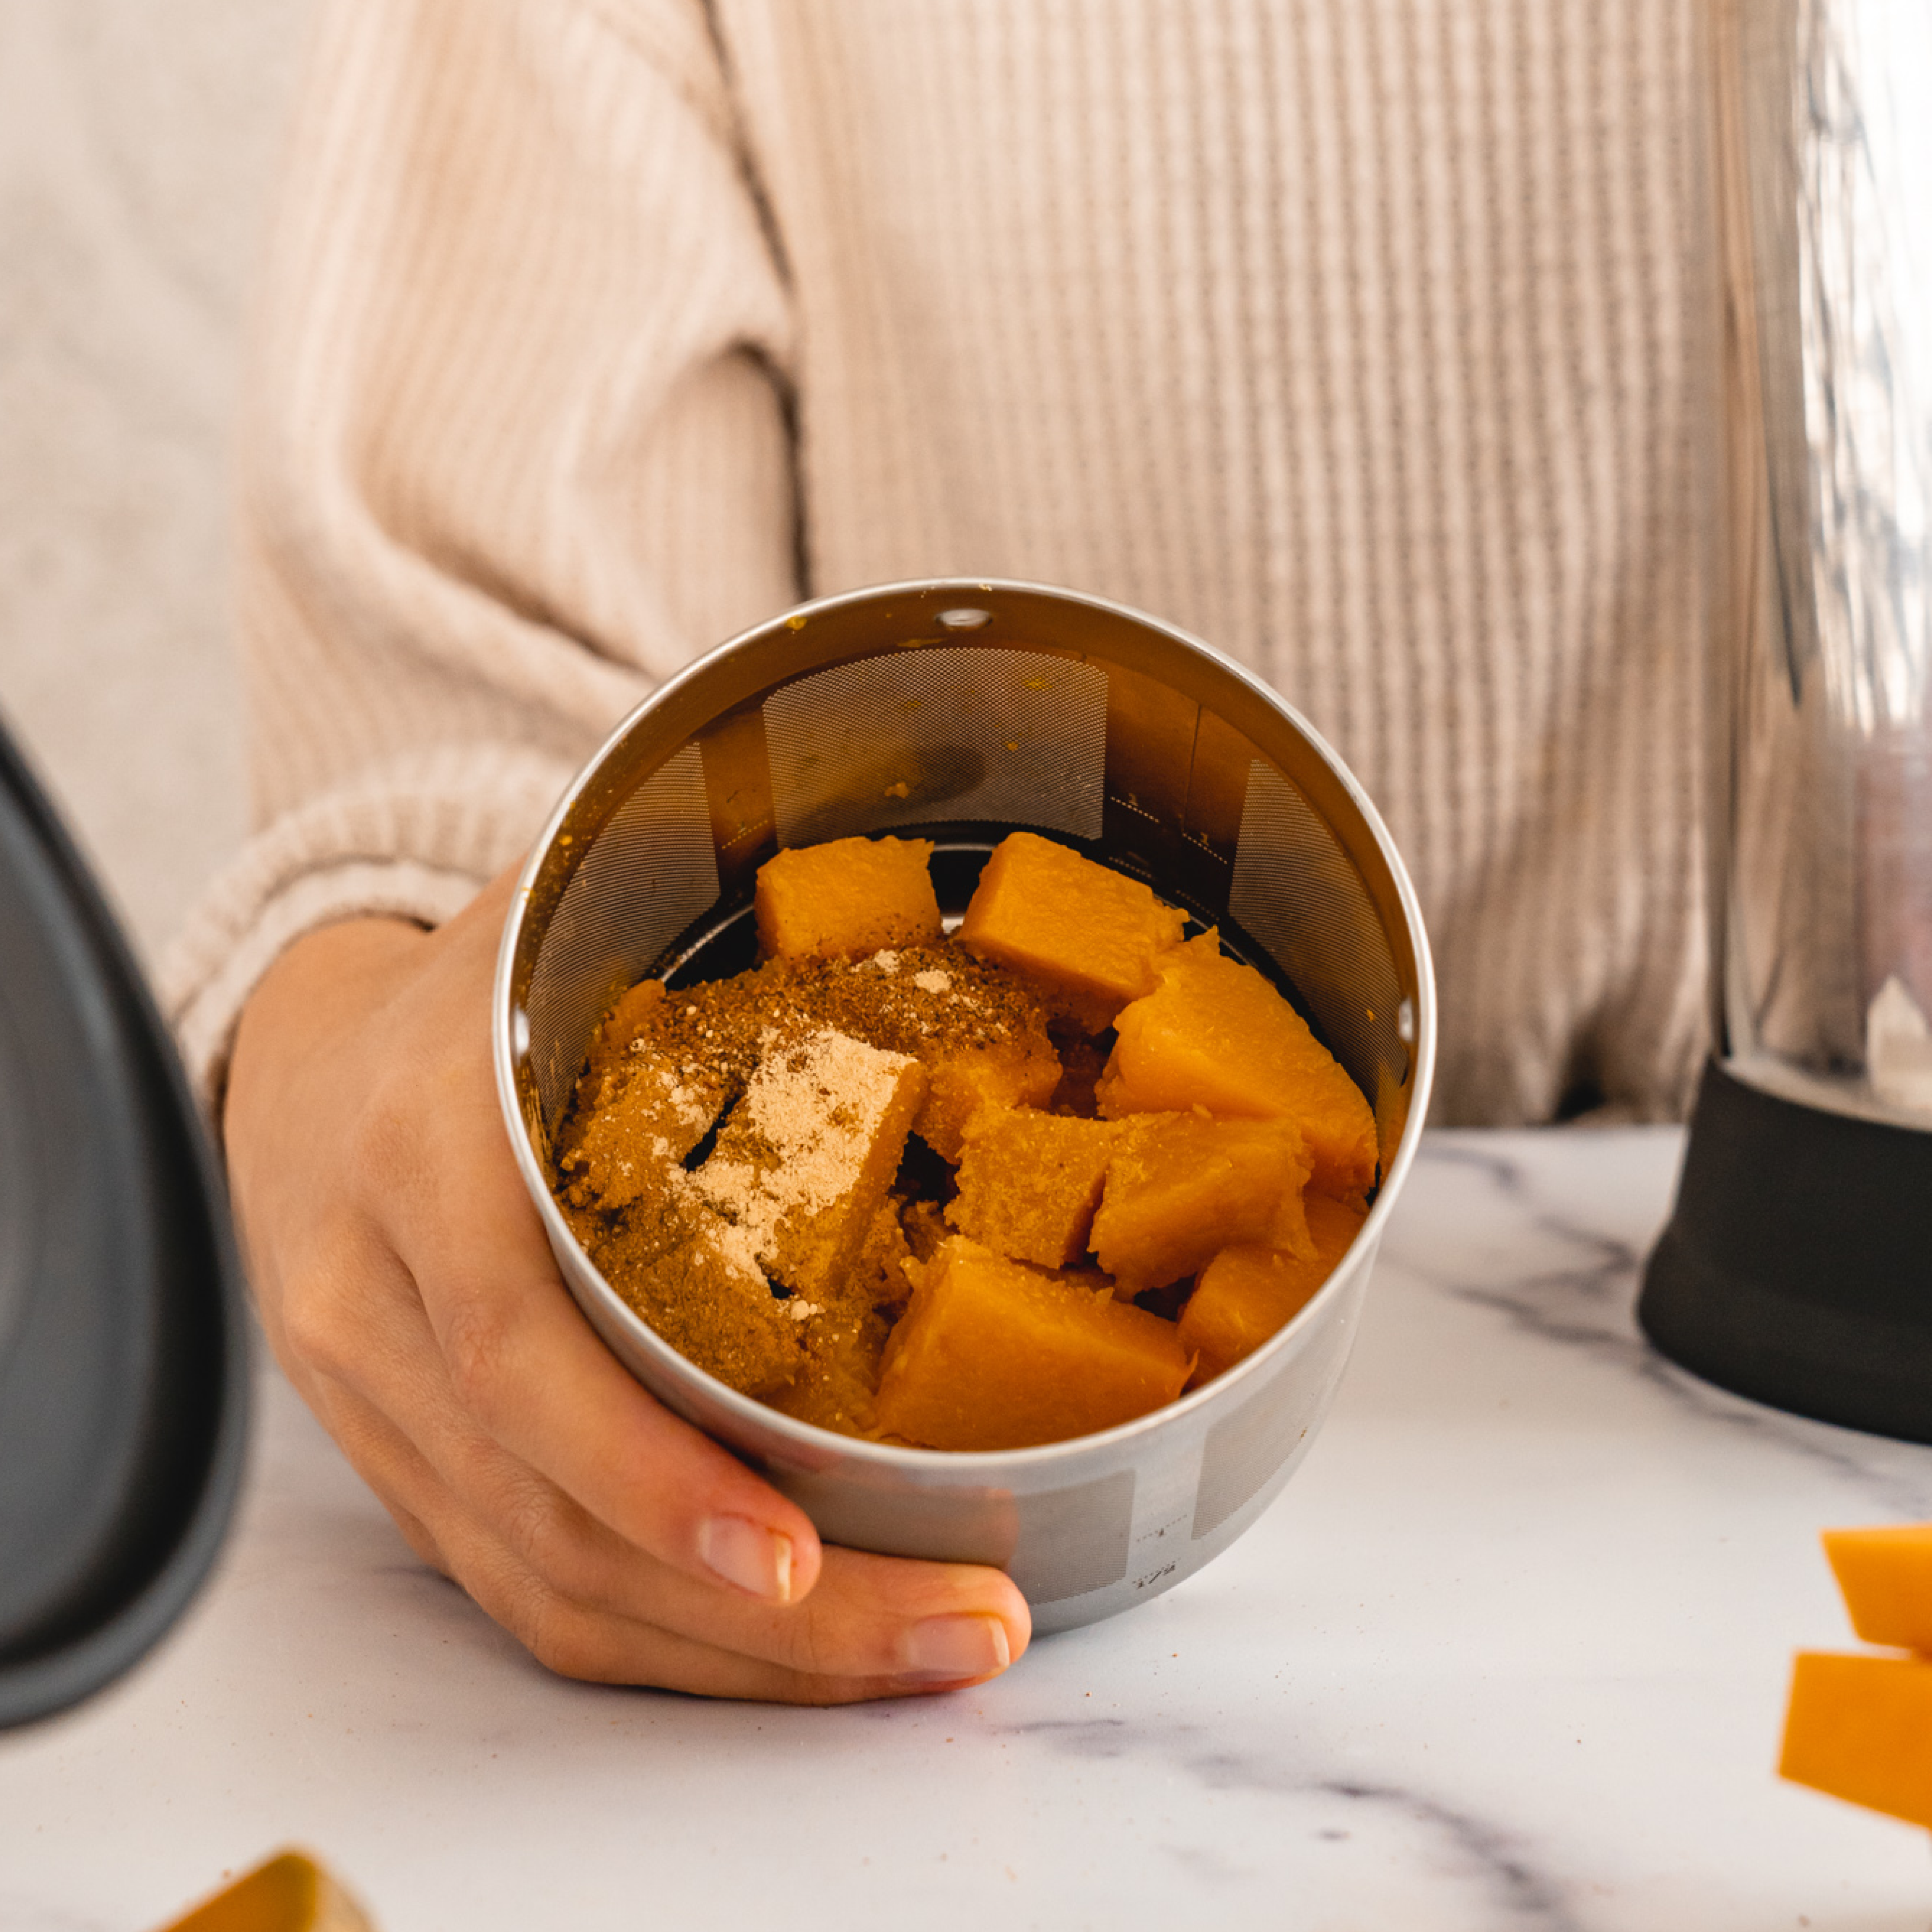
[0,717,249,1728]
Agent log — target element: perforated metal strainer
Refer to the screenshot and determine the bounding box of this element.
[496,580,1434,1633]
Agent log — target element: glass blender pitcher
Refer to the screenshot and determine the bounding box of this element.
[1641,0,1932,1440]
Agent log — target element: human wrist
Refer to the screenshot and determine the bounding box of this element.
[226,916,426,1149]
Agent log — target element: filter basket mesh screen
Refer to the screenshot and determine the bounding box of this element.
[1229,761,1408,1125]
[762,647,1108,846]
[525,744,719,1130]
[518,657,1415,1169]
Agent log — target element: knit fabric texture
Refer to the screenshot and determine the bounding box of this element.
[164,0,1716,1126]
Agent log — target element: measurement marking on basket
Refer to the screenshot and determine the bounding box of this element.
[1135,1563,1178,1592]
[721,818,774,853]
[1134,1511,1187,1548]
[1181,830,1233,863]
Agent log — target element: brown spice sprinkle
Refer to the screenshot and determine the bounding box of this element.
[553,939,1062,1421]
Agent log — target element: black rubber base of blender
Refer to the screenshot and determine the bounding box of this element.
[1639,1058,1932,1444]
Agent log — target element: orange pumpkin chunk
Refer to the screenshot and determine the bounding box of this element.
[161,1850,372,1932]
[1179,1192,1368,1383]
[691,1029,927,1304]
[873,1238,1192,1449]
[755,835,941,961]
[1097,932,1378,1201]
[562,1050,732,1211]
[948,1108,1124,1267]
[767,1201,910,1437]
[1823,1525,1932,1654]
[915,1031,1061,1160]
[957,831,1185,1032]
[1780,1652,1932,1830]
[601,1208,803,1400]
[1091,1112,1311,1291]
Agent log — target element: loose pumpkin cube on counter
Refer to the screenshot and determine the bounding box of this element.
[159,1850,373,1932]
[1097,932,1379,1202]
[1780,1651,1932,1830]
[957,830,1186,1032]
[755,834,942,961]
[1091,1112,1311,1292]
[873,1238,1193,1449]
[1179,1191,1368,1383]
[1821,1524,1932,1653]
[948,1108,1124,1267]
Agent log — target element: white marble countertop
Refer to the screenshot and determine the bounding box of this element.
[5,1127,1931,1931]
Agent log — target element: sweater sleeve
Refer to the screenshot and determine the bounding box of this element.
[162,0,800,1115]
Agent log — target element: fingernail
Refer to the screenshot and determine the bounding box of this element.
[698,1515,793,1602]
[901,1614,1011,1684]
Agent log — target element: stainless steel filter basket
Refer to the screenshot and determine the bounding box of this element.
[495,580,1435,1633]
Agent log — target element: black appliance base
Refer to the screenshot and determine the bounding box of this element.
[1639,1058,1932,1445]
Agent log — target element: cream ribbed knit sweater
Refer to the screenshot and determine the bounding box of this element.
[165,0,1716,1126]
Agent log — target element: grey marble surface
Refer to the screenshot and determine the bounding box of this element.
[2,1126,1929,1930]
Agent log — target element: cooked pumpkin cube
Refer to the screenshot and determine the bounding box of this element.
[915,1031,1061,1159]
[873,1238,1192,1449]
[1822,1525,1932,1653]
[1780,1651,1932,1831]
[1178,1191,1367,1383]
[599,1208,803,1400]
[765,1198,915,1435]
[561,1051,732,1210]
[767,1303,894,1436]
[693,1028,926,1302]
[582,975,668,1087]
[1090,1112,1311,1291]
[755,835,941,961]
[957,831,1185,1032]
[947,1108,1123,1267]
[160,1851,372,1932]
[1097,932,1379,1201]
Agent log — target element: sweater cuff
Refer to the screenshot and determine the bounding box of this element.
[161,744,580,1122]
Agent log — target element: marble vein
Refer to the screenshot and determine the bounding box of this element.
[1407,1136,1932,1520]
